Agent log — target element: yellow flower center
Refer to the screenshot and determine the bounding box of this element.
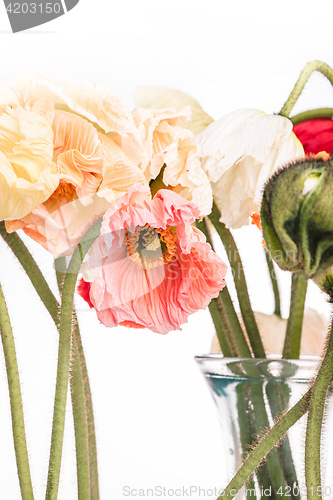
[125,224,178,269]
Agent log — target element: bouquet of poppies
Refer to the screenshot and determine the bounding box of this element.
[1,60,333,500]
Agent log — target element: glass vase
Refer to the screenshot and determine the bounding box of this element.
[195,355,333,500]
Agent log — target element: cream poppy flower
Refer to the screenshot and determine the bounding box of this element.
[134,86,213,136]
[0,105,58,221]
[197,109,305,228]
[211,309,328,356]
[5,75,147,256]
[116,106,213,217]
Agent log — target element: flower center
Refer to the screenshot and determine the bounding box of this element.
[47,182,77,203]
[125,224,177,269]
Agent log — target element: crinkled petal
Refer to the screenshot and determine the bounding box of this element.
[197,109,305,228]
[14,74,141,137]
[0,106,59,221]
[7,194,110,257]
[134,86,214,135]
[97,134,147,205]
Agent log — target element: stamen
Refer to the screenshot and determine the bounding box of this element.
[48,182,77,203]
[125,224,178,269]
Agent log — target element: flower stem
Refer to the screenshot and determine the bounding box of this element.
[44,219,102,500]
[0,224,100,500]
[208,204,265,358]
[218,289,251,357]
[291,107,333,125]
[216,389,312,500]
[208,299,234,357]
[197,218,251,357]
[282,273,308,359]
[265,251,281,317]
[56,257,100,500]
[305,318,333,500]
[279,61,333,118]
[0,222,58,321]
[266,382,300,500]
[0,281,34,500]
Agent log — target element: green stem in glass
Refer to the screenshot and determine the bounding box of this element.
[208,204,265,357]
[291,108,333,125]
[266,382,300,500]
[0,281,35,500]
[282,274,308,359]
[279,61,333,118]
[56,257,100,500]
[305,318,333,500]
[265,251,281,318]
[216,389,312,500]
[43,219,102,500]
[250,382,288,498]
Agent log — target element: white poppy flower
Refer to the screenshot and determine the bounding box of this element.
[197,109,305,228]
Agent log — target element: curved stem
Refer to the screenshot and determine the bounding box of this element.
[305,319,333,499]
[279,61,333,118]
[282,274,307,359]
[291,107,333,125]
[265,251,281,317]
[45,219,102,500]
[208,205,265,357]
[0,281,34,500]
[216,389,312,500]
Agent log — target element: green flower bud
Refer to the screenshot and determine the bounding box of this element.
[261,158,333,280]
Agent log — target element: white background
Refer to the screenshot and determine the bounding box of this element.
[0,1,333,499]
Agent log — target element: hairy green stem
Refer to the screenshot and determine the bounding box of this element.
[216,389,312,500]
[0,282,34,500]
[218,289,251,357]
[282,274,308,359]
[265,252,281,317]
[305,320,333,499]
[291,107,333,125]
[279,61,333,118]
[56,258,90,500]
[44,219,102,500]
[208,205,265,357]
[0,225,100,499]
[197,218,250,357]
[56,257,100,500]
[0,222,58,320]
[208,300,233,357]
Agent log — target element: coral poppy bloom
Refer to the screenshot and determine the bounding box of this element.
[293,118,333,156]
[78,183,227,334]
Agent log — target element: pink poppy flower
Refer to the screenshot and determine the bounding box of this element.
[78,183,227,334]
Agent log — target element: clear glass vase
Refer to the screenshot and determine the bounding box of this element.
[195,355,333,500]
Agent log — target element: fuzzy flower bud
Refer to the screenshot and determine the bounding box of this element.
[261,158,333,280]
